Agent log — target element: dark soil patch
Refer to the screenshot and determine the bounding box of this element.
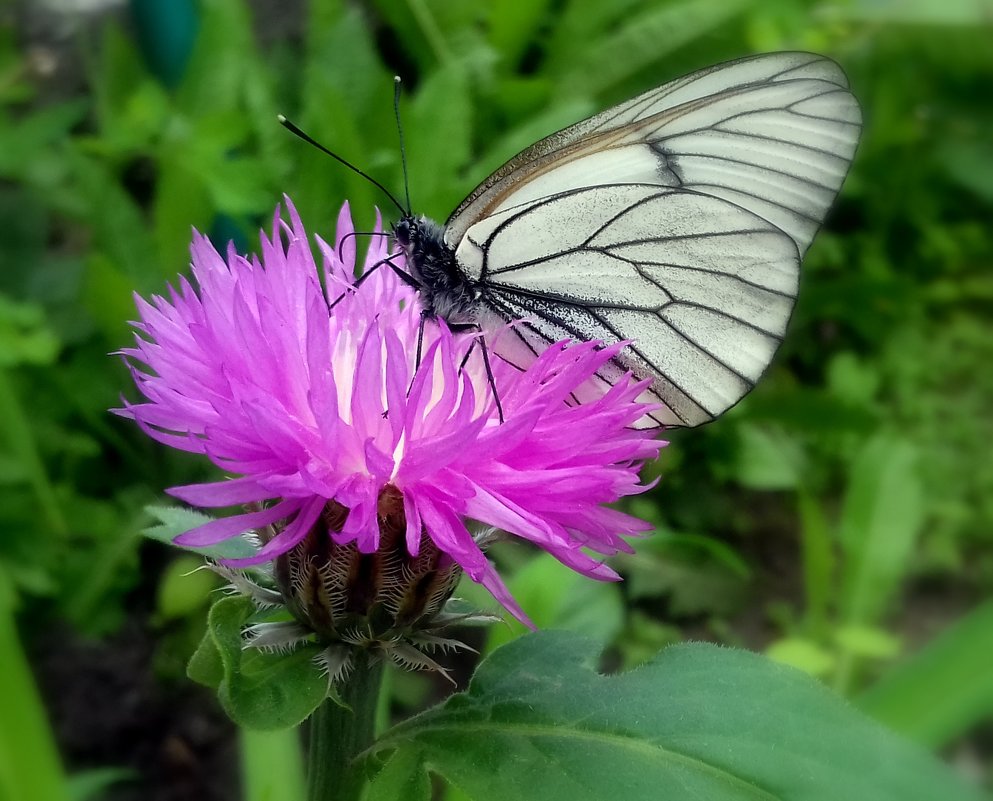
[32,619,238,801]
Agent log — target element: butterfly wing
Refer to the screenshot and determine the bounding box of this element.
[446,52,861,427]
[447,52,860,259]
[464,184,799,427]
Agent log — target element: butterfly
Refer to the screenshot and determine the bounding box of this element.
[389,52,860,428]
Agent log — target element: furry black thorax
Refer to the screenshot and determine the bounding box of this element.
[393,215,480,324]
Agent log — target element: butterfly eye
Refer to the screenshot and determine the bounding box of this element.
[393,218,412,247]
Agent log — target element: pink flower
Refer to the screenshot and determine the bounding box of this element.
[117,198,665,625]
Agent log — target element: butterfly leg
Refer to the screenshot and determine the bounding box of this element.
[392,312,431,420]
[328,253,421,310]
[452,324,505,423]
[410,316,505,424]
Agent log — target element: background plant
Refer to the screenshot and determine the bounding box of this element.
[0,0,990,799]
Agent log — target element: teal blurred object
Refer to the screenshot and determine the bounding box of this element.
[129,0,198,90]
[129,0,248,252]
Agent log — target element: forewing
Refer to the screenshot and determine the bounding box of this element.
[445,51,860,259]
[461,185,800,428]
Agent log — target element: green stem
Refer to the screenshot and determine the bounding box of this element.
[241,727,306,801]
[797,487,833,639]
[307,652,385,801]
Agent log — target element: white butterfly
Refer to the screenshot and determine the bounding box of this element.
[393,52,862,428]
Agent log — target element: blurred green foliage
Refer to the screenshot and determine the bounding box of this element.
[0,0,991,794]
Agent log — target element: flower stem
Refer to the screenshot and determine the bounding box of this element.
[307,652,384,801]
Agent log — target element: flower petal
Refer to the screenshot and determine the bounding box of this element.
[175,499,301,547]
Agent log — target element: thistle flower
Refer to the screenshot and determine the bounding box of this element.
[117,198,664,643]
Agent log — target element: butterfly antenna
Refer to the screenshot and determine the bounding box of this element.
[393,76,412,214]
[277,114,406,215]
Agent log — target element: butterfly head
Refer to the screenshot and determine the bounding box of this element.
[392,214,477,322]
[392,214,446,263]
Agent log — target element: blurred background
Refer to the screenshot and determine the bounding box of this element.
[1,0,991,799]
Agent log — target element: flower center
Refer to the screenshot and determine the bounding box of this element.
[273,486,463,643]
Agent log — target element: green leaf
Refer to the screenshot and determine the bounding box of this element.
[90,21,151,136]
[58,495,144,636]
[833,625,902,661]
[940,140,993,202]
[143,505,260,561]
[826,352,881,407]
[362,744,430,801]
[469,96,595,192]
[0,566,67,801]
[82,251,141,345]
[405,65,473,218]
[173,111,272,213]
[859,601,993,748]
[559,0,750,96]
[187,617,225,688]
[484,552,624,654]
[838,434,923,626]
[294,6,392,230]
[66,150,161,290]
[366,633,984,801]
[65,767,136,801]
[86,78,171,156]
[0,367,68,537]
[363,0,462,71]
[622,531,750,617]
[486,0,555,66]
[732,423,804,490]
[0,294,60,367]
[832,0,992,24]
[0,101,88,181]
[544,0,648,74]
[175,0,257,116]
[766,637,836,677]
[189,595,327,730]
[151,157,214,275]
[797,488,834,637]
[617,611,683,670]
[155,554,219,623]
